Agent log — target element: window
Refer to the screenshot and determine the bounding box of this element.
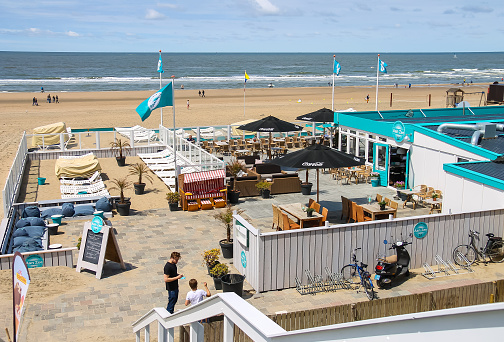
[376,145,387,170]
[457,157,469,163]
[367,141,374,163]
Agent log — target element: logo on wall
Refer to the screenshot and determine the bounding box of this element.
[414,222,428,239]
[241,251,247,268]
[392,121,406,143]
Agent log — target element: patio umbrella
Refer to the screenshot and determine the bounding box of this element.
[270,143,365,202]
[238,116,302,159]
[296,108,336,147]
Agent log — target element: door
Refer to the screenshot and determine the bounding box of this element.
[373,143,389,186]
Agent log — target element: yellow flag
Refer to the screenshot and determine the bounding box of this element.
[245,71,250,82]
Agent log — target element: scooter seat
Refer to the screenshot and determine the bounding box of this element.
[384,255,397,263]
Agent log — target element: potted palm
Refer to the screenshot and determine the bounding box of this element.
[109,177,132,216]
[166,191,180,211]
[306,207,315,217]
[129,162,154,195]
[209,263,229,290]
[378,200,387,210]
[227,158,245,204]
[110,138,131,166]
[213,205,244,258]
[202,248,221,274]
[432,192,439,201]
[301,169,313,195]
[255,181,271,199]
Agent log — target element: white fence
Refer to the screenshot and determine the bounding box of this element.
[2,132,28,217]
[233,208,504,292]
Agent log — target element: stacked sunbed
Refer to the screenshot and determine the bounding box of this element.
[115,125,158,143]
[138,149,197,191]
[59,170,109,198]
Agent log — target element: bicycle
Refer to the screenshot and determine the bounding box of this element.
[341,247,375,300]
[453,230,504,266]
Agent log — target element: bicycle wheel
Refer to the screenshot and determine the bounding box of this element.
[362,277,375,300]
[453,245,477,266]
[341,264,360,284]
[488,240,504,263]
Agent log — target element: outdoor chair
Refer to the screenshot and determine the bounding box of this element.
[356,205,372,222]
[310,201,321,214]
[60,170,101,185]
[376,194,383,203]
[390,201,398,210]
[384,198,391,206]
[346,199,354,223]
[340,196,349,221]
[321,207,329,225]
[350,201,359,223]
[308,198,315,208]
[280,212,300,230]
[272,204,281,230]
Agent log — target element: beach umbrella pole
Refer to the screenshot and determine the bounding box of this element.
[317,168,320,203]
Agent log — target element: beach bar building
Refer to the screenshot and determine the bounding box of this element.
[335,105,504,214]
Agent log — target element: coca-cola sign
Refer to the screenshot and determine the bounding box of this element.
[302,161,324,167]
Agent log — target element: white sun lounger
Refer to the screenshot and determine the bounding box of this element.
[58,152,95,160]
[61,189,110,199]
[155,171,176,178]
[137,149,171,159]
[59,171,102,185]
[60,181,106,195]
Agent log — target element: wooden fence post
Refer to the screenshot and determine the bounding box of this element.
[390,93,393,107]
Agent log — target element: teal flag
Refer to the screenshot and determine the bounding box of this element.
[379,58,388,73]
[333,60,341,75]
[136,82,173,121]
[157,54,164,73]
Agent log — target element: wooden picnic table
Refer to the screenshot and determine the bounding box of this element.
[361,203,397,220]
[423,198,442,214]
[278,202,324,228]
[398,189,421,209]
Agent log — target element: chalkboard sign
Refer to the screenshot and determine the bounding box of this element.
[76,221,125,279]
[82,230,103,265]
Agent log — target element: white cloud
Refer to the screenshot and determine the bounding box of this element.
[66,31,80,37]
[157,3,178,9]
[145,9,165,20]
[253,0,279,14]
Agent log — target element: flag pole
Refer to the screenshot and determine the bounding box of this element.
[375,54,380,111]
[171,75,178,190]
[243,70,247,119]
[159,50,163,127]
[332,55,335,112]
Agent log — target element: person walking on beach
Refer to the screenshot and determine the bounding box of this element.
[366,94,370,103]
[164,251,183,314]
[187,100,190,109]
[185,279,211,306]
[32,97,36,106]
[198,90,201,97]
[47,95,51,103]
[201,90,205,97]
[52,96,55,103]
[55,95,59,103]
[41,87,44,93]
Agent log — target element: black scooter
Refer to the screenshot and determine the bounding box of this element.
[374,239,411,288]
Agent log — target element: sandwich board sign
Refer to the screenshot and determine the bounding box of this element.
[76,220,125,279]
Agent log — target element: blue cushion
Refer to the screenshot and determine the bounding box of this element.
[25,217,46,226]
[73,205,95,217]
[22,206,40,218]
[13,236,32,248]
[12,237,43,253]
[12,227,28,238]
[95,197,112,212]
[41,208,63,219]
[24,226,46,238]
[61,203,75,217]
[15,219,31,229]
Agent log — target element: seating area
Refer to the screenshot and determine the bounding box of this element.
[272,199,329,231]
[178,169,227,211]
[330,165,373,185]
[115,125,158,143]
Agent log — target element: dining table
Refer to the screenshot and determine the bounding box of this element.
[361,203,397,220]
[278,202,324,228]
[397,189,421,209]
[423,198,442,214]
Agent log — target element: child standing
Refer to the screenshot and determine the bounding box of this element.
[185,279,211,306]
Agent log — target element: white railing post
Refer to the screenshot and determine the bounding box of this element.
[145,324,150,342]
[168,327,174,342]
[60,132,65,150]
[96,132,101,150]
[158,321,167,342]
[190,322,204,342]
[136,330,140,342]
[223,316,234,342]
[130,130,135,148]
[227,125,231,141]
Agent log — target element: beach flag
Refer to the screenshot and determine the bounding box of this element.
[157,54,164,73]
[379,58,388,73]
[333,60,341,76]
[245,71,250,83]
[136,82,173,121]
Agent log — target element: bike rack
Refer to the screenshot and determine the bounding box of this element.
[422,254,474,279]
[295,269,348,295]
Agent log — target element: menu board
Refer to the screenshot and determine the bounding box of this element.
[82,230,103,265]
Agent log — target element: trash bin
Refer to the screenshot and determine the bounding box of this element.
[51,214,63,225]
[37,177,46,185]
[221,274,245,297]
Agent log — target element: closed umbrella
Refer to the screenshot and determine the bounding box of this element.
[270,143,365,202]
[238,116,302,159]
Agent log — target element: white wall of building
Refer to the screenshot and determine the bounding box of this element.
[409,132,486,193]
[443,172,504,214]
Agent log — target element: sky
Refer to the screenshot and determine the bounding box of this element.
[0,0,502,53]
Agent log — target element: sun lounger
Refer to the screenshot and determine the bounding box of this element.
[60,181,106,195]
[137,149,171,159]
[59,152,95,160]
[155,171,176,178]
[141,156,176,165]
[60,171,101,185]
[61,189,110,199]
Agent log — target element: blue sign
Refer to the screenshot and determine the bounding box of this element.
[91,216,104,233]
[392,121,406,142]
[414,222,428,239]
[26,254,44,268]
[241,251,247,268]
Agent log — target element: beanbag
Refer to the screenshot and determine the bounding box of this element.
[15,219,31,229]
[24,217,46,227]
[22,206,40,218]
[24,226,46,238]
[73,205,95,217]
[40,208,63,219]
[61,203,75,217]
[95,197,112,212]
[12,237,43,253]
[12,228,29,238]
[13,235,33,247]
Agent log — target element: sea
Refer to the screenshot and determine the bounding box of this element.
[0,51,503,93]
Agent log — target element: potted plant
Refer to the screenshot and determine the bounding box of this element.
[432,193,439,201]
[221,273,246,297]
[129,162,154,195]
[209,263,229,290]
[202,248,221,274]
[109,177,132,216]
[378,200,387,210]
[306,207,315,217]
[370,172,380,187]
[255,181,271,199]
[166,191,180,211]
[110,138,131,166]
[393,181,405,189]
[227,158,245,204]
[213,205,244,258]
[301,169,313,195]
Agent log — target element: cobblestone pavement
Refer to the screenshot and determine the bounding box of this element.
[1,174,502,342]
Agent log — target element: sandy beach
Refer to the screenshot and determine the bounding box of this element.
[0,84,488,215]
